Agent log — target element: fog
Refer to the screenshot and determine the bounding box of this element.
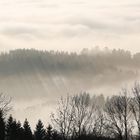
[0,48,139,126]
[0,0,139,130]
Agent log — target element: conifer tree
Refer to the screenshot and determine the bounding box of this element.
[34,120,46,140]
[6,115,20,140]
[6,115,14,140]
[46,124,53,140]
[16,121,24,140]
[23,119,33,140]
[0,110,5,140]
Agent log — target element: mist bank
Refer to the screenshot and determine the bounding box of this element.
[0,48,139,127]
[0,48,140,76]
[0,48,139,99]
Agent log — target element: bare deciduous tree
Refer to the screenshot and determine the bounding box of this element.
[92,110,108,137]
[51,95,75,140]
[130,82,140,139]
[51,93,96,139]
[105,89,133,140]
[0,93,11,115]
[72,93,96,137]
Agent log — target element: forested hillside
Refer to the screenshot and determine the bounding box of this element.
[0,48,140,124]
[0,48,139,77]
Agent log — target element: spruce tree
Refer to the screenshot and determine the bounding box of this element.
[46,124,53,140]
[34,120,46,140]
[23,119,33,140]
[0,110,5,140]
[6,115,14,140]
[16,121,24,140]
[11,120,18,140]
[6,115,19,140]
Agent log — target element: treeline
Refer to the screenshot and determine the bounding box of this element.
[0,82,140,140]
[0,48,139,76]
[0,112,114,140]
[0,113,61,140]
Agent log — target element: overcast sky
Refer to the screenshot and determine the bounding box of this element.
[0,0,140,53]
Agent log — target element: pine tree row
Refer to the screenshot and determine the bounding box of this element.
[0,110,60,140]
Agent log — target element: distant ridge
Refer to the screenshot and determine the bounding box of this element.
[0,48,139,77]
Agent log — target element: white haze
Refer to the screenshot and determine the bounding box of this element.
[0,48,138,127]
[0,0,140,127]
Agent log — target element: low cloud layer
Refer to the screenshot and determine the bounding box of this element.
[0,48,139,99]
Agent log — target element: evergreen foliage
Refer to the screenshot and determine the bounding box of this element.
[0,110,5,140]
[34,120,46,140]
[23,119,33,140]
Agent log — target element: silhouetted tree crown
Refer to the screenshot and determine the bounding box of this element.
[34,120,46,140]
[23,119,33,140]
[0,110,5,140]
[46,124,53,140]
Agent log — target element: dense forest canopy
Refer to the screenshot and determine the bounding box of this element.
[0,47,139,77]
